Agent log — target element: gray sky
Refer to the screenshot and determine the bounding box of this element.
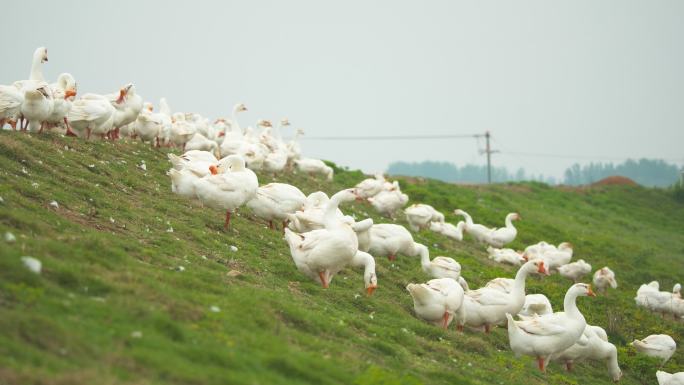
[3,0,683,178]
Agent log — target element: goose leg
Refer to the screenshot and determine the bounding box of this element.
[537,357,545,372]
[484,324,491,333]
[282,220,288,234]
[442,311,449,330]
[565,361,573,371]
[224,210,232,229]
[268,220,274,230]
[318,271,329,288]
[64,117,77,137]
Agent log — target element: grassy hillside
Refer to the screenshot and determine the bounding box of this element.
[1,132,683,385]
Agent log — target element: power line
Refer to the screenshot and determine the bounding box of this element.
[299,133,481,141]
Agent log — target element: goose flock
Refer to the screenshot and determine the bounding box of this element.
[3,47,682,384]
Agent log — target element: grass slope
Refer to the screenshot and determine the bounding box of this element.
[1,132,683,385]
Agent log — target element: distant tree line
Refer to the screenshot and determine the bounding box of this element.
[386,161,556,184]
[387,159,682,187]
[563,159,681,187]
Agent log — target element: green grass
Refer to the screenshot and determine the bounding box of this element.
[1,132,682,385]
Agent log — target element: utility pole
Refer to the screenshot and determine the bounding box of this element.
[477,131,498,184]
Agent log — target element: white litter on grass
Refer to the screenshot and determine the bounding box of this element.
[31,182,39,188]
[131,331,143,338]
[49,201,59,208]
[4,232,16,243]
[166,226,174,233]
[139,163,147,171]
[109,217,115,223]
[21,167,28,174]
[21,256,42,274]
[176,266,185,272]
[209,305,221,313]
[229,245,238,252]
[0,196,4,203]
[88,164,95,168]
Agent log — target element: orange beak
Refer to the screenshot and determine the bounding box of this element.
[537,261,548,275]
[587,285,596,297]
[209,165,218,175]
[522,254,529,262]
[366,285,377,296]
[116,89,125,104]
[64,89,77,99]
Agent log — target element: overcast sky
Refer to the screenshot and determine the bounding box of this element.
[3,0,683,178]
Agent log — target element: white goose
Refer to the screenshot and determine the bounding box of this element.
[110,83,143,139]
[429,221,466,241]
[631,334,676,364]
[486,246,525,266]
[454,209,493,244]
[133,103,162,145]
[170,112,197,150]
[506,283,596,372]
[368,185,408,218]
[519,294,553,317]
[635,281,661,309]
[657,371,684,385]
[351,250,378,295]
[351,218,374,252]
[407,278,466,330]
[185,133,220,157]
[355,174,386,199]
[46,73,77,135]
[0,85,24,129]
[193,155,258,229]
[219,103,248,157]
[20,85,53,132]
[461,260,548,333]
[68,93,115,140]
[366,223,415,261]
[283,189,360,288]
[167,150,228,199]
[405,204,444,232]
[526,242,574,272]
[413,243,462,280]
[285,128,305,165]
[247,183,306,230]
[262,119,290,174]
[13,47,49,93]
[592,267,618,294]
[550,324,622,382]
[286,191,345,233]
[295,158,333,181]
[485,213,521,248]
[558,259,592,283]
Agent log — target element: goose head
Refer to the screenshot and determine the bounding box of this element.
[525,259,550,276]
[333,188,362,204]
[279,118,290,127]
[233,103,247,114]
[570,283,596,297]
[366,273,378,295]
[558,242,573,251]
[34,47,48,63]
[116,83,134,104]
[257,119,272,128]
[508,213,521,221]
[144,102,154,112]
